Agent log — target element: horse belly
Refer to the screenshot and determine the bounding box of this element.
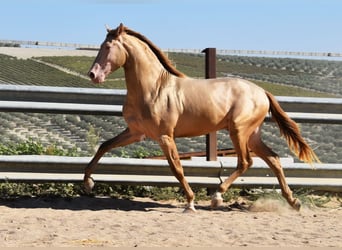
[173,113,227,138]
[173,85,232,137]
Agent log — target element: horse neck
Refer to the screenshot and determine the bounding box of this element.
[122,36,166,99]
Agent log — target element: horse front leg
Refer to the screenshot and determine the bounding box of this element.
[84,128,144,193]
[158,135,196,212]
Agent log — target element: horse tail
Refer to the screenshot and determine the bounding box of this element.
[265,91,320,164]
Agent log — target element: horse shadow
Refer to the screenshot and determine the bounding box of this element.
[0,195,178,212]
[0,196,249,212]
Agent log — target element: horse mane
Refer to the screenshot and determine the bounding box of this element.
[108,25,186,78]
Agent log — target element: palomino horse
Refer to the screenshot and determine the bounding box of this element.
[84,23,320,212]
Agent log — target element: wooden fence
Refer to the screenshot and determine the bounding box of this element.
[0,84,341,191]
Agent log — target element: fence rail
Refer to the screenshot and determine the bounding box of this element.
[0,84,341,123]
[0,155,341,192]
[0,84,341,191]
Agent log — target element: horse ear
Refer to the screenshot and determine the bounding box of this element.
[117,23,125,34]
[106,23,125,37]
[105,24,111,33]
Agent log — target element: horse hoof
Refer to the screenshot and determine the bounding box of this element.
[183,206,196,213]
[292,198,301,211]
[84,177,95,194]
[211,192,224,209]
[182,201,196,213]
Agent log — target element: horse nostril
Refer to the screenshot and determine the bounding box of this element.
[89,72,95,79]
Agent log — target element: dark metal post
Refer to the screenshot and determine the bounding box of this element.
[202,48,217,161]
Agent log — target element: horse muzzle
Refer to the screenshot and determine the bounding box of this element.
[88,63,106,84]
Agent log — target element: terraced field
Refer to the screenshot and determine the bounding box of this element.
[33,53,342,97]
[0,50,341,163]
[216,55,342,96]
[0,54,91,87]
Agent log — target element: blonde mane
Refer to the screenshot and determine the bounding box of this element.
[108,25,186,78]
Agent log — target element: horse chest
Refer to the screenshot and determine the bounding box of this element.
[124,94,183,139]
[122,102,164,135]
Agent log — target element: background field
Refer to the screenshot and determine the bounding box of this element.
[0,49,341,163]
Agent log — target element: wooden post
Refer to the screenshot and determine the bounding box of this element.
[202,48,217,161]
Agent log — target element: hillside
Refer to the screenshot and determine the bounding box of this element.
[0,49,341,163]
[168,53,342,97]
[34,53,341,97]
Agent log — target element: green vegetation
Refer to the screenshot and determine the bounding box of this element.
[1,180,340,209]
[0,139,77,156]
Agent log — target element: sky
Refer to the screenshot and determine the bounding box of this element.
[1,0,341,53]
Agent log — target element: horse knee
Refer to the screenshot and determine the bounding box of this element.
[159,135,180,162]
[159,135,172,151]
[159,134,169,143]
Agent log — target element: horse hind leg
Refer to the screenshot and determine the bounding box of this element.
[248,128,301,211]
[211,128,253,208]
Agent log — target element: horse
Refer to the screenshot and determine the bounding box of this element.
[84,23,320,212]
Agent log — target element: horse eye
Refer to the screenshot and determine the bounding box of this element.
[105,42,111,49]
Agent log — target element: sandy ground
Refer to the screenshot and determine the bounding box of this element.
[0,196,341,247]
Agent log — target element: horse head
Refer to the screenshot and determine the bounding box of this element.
[88,23,128,83]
